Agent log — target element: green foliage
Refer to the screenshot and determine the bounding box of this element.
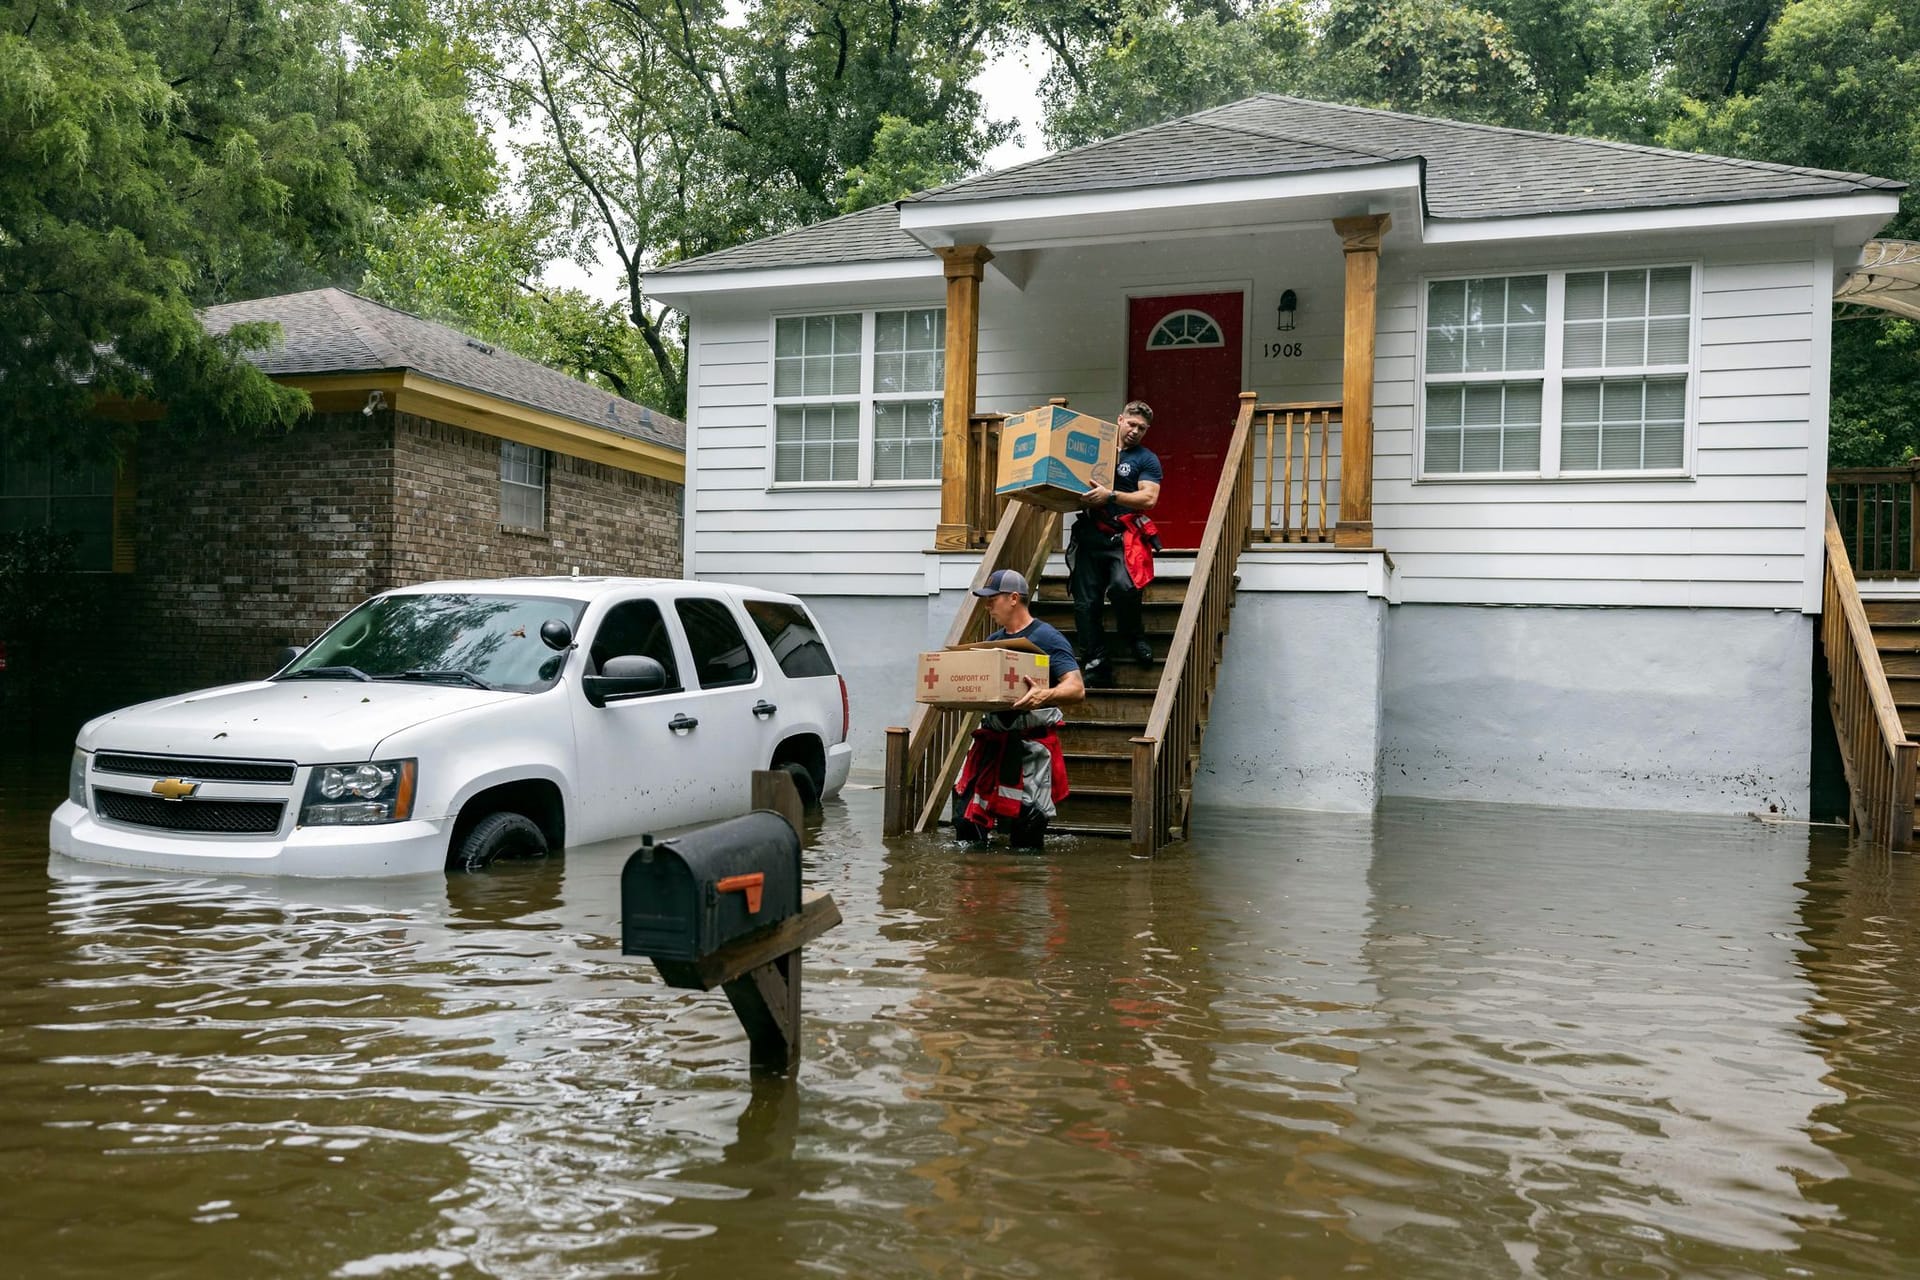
[842,116,976,211]
[1014,0,1311,149]
[0,0,493,452]
[1311,0,1542,124]
[359,208,669,407]
[455,0,1010,413]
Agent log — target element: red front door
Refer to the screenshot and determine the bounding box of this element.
[1126,292,1245,548]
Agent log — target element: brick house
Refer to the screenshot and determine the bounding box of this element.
[3,288,684,726]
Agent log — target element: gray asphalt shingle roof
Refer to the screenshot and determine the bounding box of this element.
[201,288,684,451]
[653,94,1902,279]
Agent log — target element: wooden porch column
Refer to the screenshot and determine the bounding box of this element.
[1332,214,1390,548]
[935,244,992,551]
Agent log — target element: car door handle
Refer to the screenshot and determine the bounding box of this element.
[668,713,699,734]
[752,700,777,719]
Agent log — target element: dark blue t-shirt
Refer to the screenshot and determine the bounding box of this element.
[989,619,1079,684]
[1095,443,1162,520]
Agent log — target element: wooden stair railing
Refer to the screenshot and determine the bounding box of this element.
[883,498,1062,835]
[1129,392,1261,857]
[1829,465,1920,577]
[1823,497,1918,850]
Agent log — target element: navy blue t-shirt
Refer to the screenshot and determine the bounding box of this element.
[989,619,1079,685]
[1102,444,1162,519]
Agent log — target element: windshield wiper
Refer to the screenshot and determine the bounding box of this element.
[275,666,373,682]
[381,669,495,691]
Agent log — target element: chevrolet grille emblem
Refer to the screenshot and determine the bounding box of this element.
[150,778,198,801]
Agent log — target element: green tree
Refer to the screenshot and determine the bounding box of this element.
[359,207,669,406]
[458,0,1010,414]
[0,0,493,451]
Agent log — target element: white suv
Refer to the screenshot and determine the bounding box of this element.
[49,577,852,877]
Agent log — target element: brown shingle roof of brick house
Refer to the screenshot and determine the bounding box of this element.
[201,288,684,452]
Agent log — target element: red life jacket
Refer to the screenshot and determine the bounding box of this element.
[954,722,1069,829]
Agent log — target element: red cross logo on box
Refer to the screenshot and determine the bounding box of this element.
[1004,665,1024,691]
[924,664,942,691]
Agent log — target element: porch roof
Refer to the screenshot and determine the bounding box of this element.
[651,94,1903,280]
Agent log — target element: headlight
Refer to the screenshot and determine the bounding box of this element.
[299,759,417,826]
[69,749,87,808]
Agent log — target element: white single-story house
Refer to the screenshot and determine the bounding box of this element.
[646,94,1904,821]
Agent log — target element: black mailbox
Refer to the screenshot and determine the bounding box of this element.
[621,811,802,965]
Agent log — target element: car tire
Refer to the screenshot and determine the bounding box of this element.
[452,811,549,872]
[776,760,821,810]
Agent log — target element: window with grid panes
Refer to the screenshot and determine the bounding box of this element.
[0,443,116,571]
[873,308,944,482]
[774,314,862,483]
[499,440,548,530]
[771,308,946,486]
[1420,265,1694,478]
[1560,267,1690,471]
[1422,275,1546,474]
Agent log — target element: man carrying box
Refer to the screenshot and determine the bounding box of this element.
[1069,401,1164,688]
[951,569,1087,850]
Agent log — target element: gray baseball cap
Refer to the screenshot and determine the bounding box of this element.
[971,568,1029,597]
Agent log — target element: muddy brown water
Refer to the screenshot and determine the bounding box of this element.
[3,756,1919,1279]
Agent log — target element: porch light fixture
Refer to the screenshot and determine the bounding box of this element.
[1276,290,1298,332]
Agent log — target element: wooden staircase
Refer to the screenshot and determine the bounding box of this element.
[1820,498,1918,850]
[884,392,1268,855]
[1028,571,1198,838]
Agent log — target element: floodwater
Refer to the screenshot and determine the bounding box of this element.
[3,759,1919,1279]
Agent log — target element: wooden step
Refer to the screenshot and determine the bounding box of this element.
[1872,624,1920,651]
[1035,574,1192,605]
[1054,720,1148,753]
[1864,600,1920,626]
[1063,752,1132,788]
[1032,599,1184,634]
[1076,687,1157,721]
[1052,787,1134,826]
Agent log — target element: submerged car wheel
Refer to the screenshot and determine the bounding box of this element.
[453,811,549,872]
[777,760,821,810]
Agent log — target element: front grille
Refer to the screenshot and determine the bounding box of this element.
[94,789,286,835]
[94,753,296,784]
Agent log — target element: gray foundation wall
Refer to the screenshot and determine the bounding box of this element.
[804,589,1813,818]
[1380,604,1811,817]
[1196,593,1389,813]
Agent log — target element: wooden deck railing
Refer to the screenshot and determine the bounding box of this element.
[1822,497,1917,850]
[1129,392,1259,857]
[1829,466,1920,577]
[882,498,1062,836]
[964,411,1010,548]
[1252,401,1340,543]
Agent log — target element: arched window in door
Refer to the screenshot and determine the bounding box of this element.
[1145,309,1225,349]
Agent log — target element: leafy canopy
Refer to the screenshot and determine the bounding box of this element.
[0,0,492,450]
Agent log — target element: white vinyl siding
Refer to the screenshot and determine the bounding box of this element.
[684,231,1823,610]
[771,307,944,487]
[1375,242,1822,609]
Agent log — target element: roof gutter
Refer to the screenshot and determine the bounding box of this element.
[1420,191,1902,245]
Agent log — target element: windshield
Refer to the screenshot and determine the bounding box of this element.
[279,594,586,693]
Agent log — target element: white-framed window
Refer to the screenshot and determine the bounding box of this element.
[1419,264,1696,479]
[500,440,548,530]
[772,307,944,486]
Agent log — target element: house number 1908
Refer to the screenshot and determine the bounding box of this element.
[1264,342,1303,359]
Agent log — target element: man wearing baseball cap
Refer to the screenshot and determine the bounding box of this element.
[950,568,1086,850]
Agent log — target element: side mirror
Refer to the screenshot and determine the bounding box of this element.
[540,619,573,651]
[584,654,668,707]
[274,645,305,672]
